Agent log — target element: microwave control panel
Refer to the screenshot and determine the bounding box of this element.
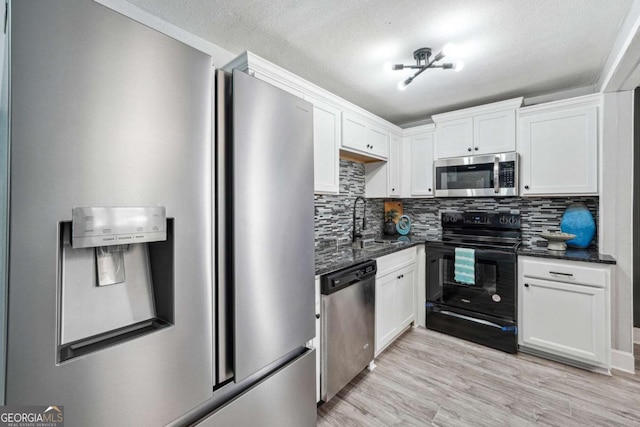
[498,161,516,188]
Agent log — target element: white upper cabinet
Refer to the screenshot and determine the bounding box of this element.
[518,94,599,196]
[435,117,473,158]
[432,98,522,159]
[342,112,367,152]
[474,109,517,154]
[388,134,402,197]
[400,124,435,198]
[368,125,390,159]
[342,112,389,160]
[304,95,341,195]
[365,132,401,198]
[410,131,435,197]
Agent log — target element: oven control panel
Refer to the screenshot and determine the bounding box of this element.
[442,212,520,229]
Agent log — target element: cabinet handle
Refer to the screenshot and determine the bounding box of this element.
[524,283,529,288]
[315,313,320,319]
[524,185,530,190]
[474,147,479,151]
[549,271,573,277]
[392,188,395,192]
[467,148,472,152]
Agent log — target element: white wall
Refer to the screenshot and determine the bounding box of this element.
[600,91,634,357]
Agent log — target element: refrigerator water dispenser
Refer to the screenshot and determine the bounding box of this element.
[57,207,174,362]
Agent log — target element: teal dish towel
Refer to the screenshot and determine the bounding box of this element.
[454,247,475,285]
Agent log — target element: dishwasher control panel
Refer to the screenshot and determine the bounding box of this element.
[321,260,377,295]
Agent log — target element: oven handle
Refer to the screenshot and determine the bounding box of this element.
[438,309,503,329]
[493,156,500,193]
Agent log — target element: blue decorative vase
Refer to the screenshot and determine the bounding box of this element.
[560,204,595,248]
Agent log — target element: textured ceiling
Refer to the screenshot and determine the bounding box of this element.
[125,0,633,126]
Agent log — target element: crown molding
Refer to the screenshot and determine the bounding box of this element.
[431,97,524,123]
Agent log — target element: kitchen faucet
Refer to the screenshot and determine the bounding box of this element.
[351,196,367,243]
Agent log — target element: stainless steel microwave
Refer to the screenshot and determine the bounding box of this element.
[434,152,518,197]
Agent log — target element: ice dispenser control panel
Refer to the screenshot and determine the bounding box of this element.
[72,206,166,249]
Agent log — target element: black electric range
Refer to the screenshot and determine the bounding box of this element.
[425,211,521,353]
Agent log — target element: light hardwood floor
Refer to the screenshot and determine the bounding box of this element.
[317,327,640,426]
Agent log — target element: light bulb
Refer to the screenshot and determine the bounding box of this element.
[442,43,457,57]
[383,61,393,71]
[454,61,465,72]
[398,77,413,91]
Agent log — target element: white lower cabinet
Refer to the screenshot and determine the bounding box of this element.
[375,272,398,352]
[518,256,611,369]
[375,248,416,355]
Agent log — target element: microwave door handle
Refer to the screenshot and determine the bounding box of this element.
[493,156,499,193]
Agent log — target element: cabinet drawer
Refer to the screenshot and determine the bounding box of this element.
[520,257,608,288]
[376,247,416,277]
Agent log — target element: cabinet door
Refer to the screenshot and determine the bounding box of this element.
[368,125,389,158]
[397,264,416,328]
[474,109,516,155]
[435,117,473,159]
[521,278,606,365]
[305,96,340,194]
[342,112,367,152]
[410,132,434,196]
[388,134,401,196]
[375,273,397,354]
[364,161,388,198]
[519,106,598,195]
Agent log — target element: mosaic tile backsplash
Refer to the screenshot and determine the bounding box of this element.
[314,160,599,249]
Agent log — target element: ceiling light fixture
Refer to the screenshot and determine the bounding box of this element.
[387,43,464,90]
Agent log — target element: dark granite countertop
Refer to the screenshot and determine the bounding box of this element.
[518,245,616,265]
[315,234,434,276]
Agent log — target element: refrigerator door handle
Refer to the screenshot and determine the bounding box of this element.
[215,69,234,384]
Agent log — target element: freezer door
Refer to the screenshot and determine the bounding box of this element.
[197,350,316,427]
[232,69,315,382]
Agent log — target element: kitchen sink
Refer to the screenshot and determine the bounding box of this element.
[352,239,403,251]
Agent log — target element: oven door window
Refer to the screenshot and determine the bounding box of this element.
[427,248,515,319]
[436,163,494,190]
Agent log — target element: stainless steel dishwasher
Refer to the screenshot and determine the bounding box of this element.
[320,260,376,402]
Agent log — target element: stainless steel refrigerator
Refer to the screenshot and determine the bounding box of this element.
[2,1,316,426]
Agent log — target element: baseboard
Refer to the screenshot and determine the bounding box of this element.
[634,327,640,344]
[611,349,635,374]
